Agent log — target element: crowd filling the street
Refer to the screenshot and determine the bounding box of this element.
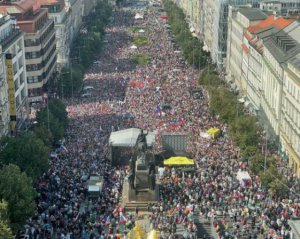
[18,2,300,239]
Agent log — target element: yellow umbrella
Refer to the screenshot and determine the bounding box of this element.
[206,128,220,139]
[147,229,159,239]
[163,156,194,166]
[127,223,146,239]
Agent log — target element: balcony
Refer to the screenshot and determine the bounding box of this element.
[0,30,23,51]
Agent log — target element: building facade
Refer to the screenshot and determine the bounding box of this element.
[261,25,300,135]
[281,53,300,176]
[38,0,70,67]
[260,0,300,16]
[39,0,83,67]
[0,0,57,104]
[0,13,27,135]
[226,7,267,101]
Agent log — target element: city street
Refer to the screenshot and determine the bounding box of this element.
[20,1,299,239]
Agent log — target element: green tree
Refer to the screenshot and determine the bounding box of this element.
[58,66,84,97]
[0,164,36,232]
[36,108,64,143]
[48,99,68,128]
[0,200,14,239]
[0,133,50,180]
[33,125,54,147]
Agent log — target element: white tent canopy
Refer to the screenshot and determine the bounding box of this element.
[109,128,155,147]
[236,170,251,187]
[130,45,137,49]
[134,13,143,19]
[88,185,101,192]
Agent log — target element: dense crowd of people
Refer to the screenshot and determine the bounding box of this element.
[18,2,300,239]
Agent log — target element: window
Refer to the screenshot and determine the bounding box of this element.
[14,79,19,91]
[13,62,18,74]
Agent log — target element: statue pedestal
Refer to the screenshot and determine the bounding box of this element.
[122,179,159,212]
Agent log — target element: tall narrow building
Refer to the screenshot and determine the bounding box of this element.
[0,13,27,135]
[0,0,57,105]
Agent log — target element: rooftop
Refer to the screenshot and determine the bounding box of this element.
[238,8,268,21]
[264,30,300,63]
[289,53,300,70]
[248,15,293,33]
[0,0,36,14]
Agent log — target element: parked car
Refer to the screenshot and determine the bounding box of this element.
[81,92,92,98]
[83,85,94,91]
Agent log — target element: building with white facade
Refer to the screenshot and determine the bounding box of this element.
[39,0,83,67]
[227,7,294,114]
[226,7,267,100]
[261,25,300,136]
[260,0,300,16]
[0,0,57,104]
[281,52,300,176]
[0,44,9,136]
[200,0,262,69]
[38,0,70,67]
[0,13,27,135]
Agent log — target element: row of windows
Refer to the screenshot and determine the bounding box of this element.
[14,71,25,92]
[27,50,57,84]
[283,98,300,129]
[282,120,300,155]
[24,21,55,47]
[284,77,300,102]
[25,34,55,60]
[26,44,56,72]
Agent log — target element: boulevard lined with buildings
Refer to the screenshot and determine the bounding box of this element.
[0,0,300,178]
[0,0,97,134]
[175,0,300,177]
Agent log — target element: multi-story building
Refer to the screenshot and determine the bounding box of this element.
[82,0,96,20]
[39,0,83,67]
[242,16,293,113]
[0,44,9,136]
[0,13,27,135]
[38,0,70,67]
[261,24,300,136]
[226,7,267,100]
[260,0,300,16]
[226,7,294,114]
[281,53,300,176]
[201,0,262,69]
[0,0,57,104]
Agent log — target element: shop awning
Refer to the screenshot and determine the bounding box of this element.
[164,156,195,166]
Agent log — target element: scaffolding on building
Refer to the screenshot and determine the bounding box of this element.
[212,0,262,70]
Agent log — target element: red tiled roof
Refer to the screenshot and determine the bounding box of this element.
[15,0,36,11]
[244,32,253,41]
[241,43,250,54]
[248,16,293,33]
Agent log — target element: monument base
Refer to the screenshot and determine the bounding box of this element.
[122,179,159,212]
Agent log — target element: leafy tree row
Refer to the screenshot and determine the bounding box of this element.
[163,0,209,68]
[0,98,68,233]
[35,98,68,144]
[58,0,113,97]
[198,68,288,197]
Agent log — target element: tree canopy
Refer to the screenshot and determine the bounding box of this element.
[0,133,50,180]
[0,164,36,232]
[0,200,14,239]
